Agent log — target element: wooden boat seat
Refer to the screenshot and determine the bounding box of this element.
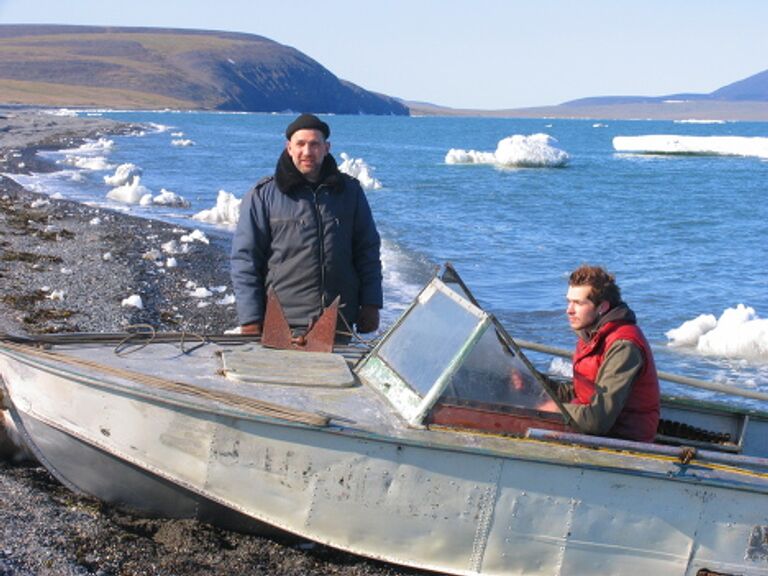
[221,345,356,387]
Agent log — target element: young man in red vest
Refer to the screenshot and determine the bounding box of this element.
[558,265,660,442]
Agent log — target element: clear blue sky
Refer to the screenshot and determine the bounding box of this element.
[1,0,766,109]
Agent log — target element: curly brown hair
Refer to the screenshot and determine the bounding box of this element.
[568,264,622,307]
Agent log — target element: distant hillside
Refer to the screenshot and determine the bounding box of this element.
[562,67,768,107]
[409,67,768,121]
[0,24,408,115]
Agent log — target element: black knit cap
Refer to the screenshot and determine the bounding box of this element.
[285,113,330,140]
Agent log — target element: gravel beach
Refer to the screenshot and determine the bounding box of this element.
[0,110,423,576]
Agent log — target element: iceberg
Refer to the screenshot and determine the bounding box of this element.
[445,134,569,168]
[613,135,768,159]
[666,304,768,360]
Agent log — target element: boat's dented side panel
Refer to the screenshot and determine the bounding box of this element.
[0,353,216,492]
[207,420,505,573]
[206,419,768,576]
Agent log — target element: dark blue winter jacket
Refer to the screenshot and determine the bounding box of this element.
[231,151,383,330]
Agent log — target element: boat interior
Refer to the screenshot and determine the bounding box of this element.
[2,265,767,467]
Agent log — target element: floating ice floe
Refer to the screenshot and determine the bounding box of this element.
[666,304,768,360]
[673,119,726,125]
[445,134,569,168]
[104,163,143,186]
[121,295,144,309]
[193,190,241,228]
[338,152,383,190]
[613,135,768,159]
[171,139,195,147]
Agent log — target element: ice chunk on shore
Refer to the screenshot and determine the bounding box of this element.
[150,188,190,207]
[217,294,236,306]
[666,305,768,359]
[190,287,213,298]
[61,155,112,171]
[193,190,241,228]
[613,135,768,159]
[60,138,114,155]
[121,295,144,309]
[338,153,382,190]
[446,134,569,168]
[47,289,66,301]
[105,163,143,186]
[180,229,209,244]
[107,176,152,204]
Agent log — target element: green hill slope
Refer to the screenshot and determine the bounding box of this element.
[0,24,408,115]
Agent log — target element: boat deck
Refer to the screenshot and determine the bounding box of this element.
[47,339,410,436]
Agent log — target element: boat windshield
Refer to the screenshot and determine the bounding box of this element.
[358,268,565,431]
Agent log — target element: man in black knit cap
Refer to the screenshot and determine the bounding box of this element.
[231,113,383,340]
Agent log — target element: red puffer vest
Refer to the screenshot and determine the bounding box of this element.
[573,321,660,442]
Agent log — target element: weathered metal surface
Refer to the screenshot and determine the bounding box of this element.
[261,287,338,353]
[221,345,355,387]
[2,340,768,575]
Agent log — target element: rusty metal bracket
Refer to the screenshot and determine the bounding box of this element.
[261,287,338,353]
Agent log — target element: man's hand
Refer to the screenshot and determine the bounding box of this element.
[240,322,263,336]
[356,305,380,334]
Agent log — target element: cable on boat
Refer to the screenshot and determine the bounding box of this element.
[0,336,330,427]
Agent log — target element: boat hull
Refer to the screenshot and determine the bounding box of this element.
[2,345,768,576]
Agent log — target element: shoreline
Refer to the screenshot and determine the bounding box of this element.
[0,110,419,576]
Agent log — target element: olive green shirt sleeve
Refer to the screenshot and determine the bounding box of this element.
[563,340,644,435]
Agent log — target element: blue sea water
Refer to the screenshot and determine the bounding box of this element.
[17,111,768,399]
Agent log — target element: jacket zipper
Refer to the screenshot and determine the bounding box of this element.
[313,187,326,308]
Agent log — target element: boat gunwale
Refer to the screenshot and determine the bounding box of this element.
[3,342,768,496]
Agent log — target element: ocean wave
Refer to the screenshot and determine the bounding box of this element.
[445,133,569,168]
[613,135,768,159]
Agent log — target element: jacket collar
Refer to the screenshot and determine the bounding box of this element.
[275,149,343,195]
[577,302,636,343]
